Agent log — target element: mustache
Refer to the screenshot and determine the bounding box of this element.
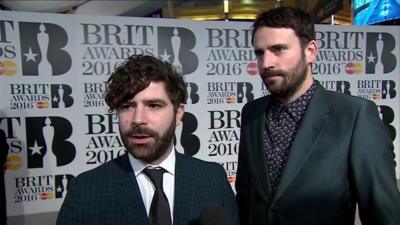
[260,68,285,77]
[125,125,158,137]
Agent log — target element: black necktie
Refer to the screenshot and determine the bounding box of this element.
[143,167,172,225]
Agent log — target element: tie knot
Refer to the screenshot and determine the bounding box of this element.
[143,167,166,189]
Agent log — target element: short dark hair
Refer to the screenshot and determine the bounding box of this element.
[104,54,187,111]
[252,6,315,48]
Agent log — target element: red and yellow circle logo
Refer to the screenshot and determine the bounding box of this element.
[372,91,382,100]
[0,60,17,76]
[40,192,54,200]
[247,62,258,76]
[226,96,236,104]
[345,62,362,75]
[36,101,50,109]
[5,154,22,171]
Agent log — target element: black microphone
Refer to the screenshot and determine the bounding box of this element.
[199,205,232,225]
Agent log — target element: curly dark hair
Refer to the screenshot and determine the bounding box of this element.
[104,54,187,111]
[252,6,315,49]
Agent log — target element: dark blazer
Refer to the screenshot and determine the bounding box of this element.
[0,129,8,225]
[57,152,238,225]
[236,83,400,225]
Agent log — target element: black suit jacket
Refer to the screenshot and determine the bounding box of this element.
[236,83,400,225]
[0,130,8,225]
[57,152,239,225]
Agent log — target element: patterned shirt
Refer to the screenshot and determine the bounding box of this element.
[263,80,317,193]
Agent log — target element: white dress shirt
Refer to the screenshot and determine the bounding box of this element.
[128,148,176,222]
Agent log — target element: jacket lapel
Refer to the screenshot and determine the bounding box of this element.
[248,97,273,202]
[113,154,150,225]
[173,153,194,225]
[273,84,331,202]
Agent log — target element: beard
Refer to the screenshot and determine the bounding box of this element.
[120,119,176,164]
[260,54,308,99]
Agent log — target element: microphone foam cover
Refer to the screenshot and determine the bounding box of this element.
[199,205,232,225]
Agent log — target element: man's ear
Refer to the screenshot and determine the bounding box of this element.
[305,40,318,65]
[175,103,185,126]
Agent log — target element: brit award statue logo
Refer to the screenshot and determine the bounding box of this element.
[26,116,76,169]
[337,81,351,95]
[55,174,74,198]
[158,27,198,75]
[37,24,52,77]
[171,28,183,73]
[174,112,200,156]
[237,82,254,104]
[365,32,396,75]
[19,22,72,76]
[186,82,199,104]
[42,117,57,169]
[52,84,67,108]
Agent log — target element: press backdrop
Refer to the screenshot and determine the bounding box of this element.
[0,11,399,222]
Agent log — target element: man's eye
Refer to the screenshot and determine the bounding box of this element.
[149,104,162,109]
[272,47,284,52]
[120,104,130,109]
[254,50,263,57]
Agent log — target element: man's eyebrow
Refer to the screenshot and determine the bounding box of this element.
[269,43,287,48]
[144,98,168,104]
[254,48,264,54]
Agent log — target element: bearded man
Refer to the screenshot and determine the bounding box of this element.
[236,6,399,225]
[57,54,238,225]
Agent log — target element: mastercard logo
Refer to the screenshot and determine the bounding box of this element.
[36,101,49,109]
[247,62,258,76]
[372,92,382,99]
[0,60,17,76]
[345,62,362,75]
[5,154,22,171]
[226,96,236,104]
[40,192,54,200]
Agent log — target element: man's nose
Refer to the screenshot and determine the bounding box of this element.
[132,106,147,125]
[260,51,276,69]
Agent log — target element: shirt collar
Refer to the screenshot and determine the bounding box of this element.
[271,79,317,122]
[129,147,176,177]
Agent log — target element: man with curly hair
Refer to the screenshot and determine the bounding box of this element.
[57,55,238,225]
